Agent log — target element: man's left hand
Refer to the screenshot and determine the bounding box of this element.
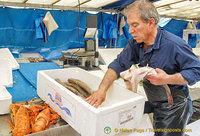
[145,68,168,85]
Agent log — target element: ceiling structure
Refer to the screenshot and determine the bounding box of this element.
[153,0,200,20]
[0,0,120,12]
[0,0,199,20]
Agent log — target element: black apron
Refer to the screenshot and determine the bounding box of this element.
[140,49,190,136]
[143,79,189,136]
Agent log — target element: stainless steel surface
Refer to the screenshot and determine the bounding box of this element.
[27,125,80,136]
[0,114,12,136]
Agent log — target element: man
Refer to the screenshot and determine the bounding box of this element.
[86,0,200,135]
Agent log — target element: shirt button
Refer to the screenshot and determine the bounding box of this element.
[184,98,187,102]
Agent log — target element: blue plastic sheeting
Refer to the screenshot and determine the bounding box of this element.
[7,70,39,103]
[98,13,119,48]
[188,34,199,48]
[0,7,86,49]
[103,19,118,39]
[117,34,129,48]
[122,22,132,39]
[162,19,200,48]
[0,7,123,59]
[162,19,188,39]
[19,62,61,88]
[39,47,69,60]
[0,7,117,49]
[6,62,61,103]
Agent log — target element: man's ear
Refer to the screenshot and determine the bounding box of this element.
[149,18,156,26]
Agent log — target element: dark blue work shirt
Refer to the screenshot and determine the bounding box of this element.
[108,27,200,99]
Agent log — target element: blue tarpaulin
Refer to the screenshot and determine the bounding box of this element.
[162,19,188,38]
[162,19,200,48]
[7,70,38,103]
[19,62,60,88]
[0,7,117,49]
[0,7,121,59]
[7,62,60,102]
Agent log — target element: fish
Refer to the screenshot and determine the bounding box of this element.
[67,82,90,98]
[55,79,84,98]
[120,66,173,107]
[65,82,86,98]
[55,78,91,99]
[68,78,92,95]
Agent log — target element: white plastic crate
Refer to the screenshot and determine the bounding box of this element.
[0,48,19,70]
[0,59,13,87]
[0,59,12,114]
[37,68,145,136]
[0,86,12,114]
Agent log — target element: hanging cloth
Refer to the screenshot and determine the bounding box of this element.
[119,16,126,35]
[43,11,59,36]
[35,16,44,39]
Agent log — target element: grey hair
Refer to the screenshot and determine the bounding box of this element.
[124,0,160,25]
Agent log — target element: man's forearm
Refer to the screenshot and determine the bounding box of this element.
[98,68,118,92]
[166,73,188,85]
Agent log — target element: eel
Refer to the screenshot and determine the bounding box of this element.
[55,79,84,98]
[67,82,91,98]
[68,78,92,95]
[120,66,173,107]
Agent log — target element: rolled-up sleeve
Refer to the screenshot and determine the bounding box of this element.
[181,69,200,85]
[175,44,200,85]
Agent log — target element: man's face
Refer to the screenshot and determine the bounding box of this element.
[127,9,151,43]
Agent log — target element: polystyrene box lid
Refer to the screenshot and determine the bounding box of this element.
[0,86,12,100]
[0,59,13,87]
[0,48,19,70]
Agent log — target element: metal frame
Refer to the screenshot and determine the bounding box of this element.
[0,0,116,12]
[183,29,200,43]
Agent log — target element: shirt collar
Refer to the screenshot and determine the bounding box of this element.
[152,27,162,50]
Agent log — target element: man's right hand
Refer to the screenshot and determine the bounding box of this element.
[86,68,118,108]
[85,89,106,108]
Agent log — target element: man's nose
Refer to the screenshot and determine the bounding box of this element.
[129,26,135,34]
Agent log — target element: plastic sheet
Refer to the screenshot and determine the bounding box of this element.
[6,70,38,103]
[19,62,61,88]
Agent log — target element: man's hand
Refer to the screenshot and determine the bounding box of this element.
[86,68,118,108]
[146,68,188,85]
[85,90,106,108]
[145,68,168,85]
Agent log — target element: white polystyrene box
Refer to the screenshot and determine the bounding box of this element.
[0,86,12,114]
[37,68,145,136]
[0,59,13,87]
[0,48,19,70]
